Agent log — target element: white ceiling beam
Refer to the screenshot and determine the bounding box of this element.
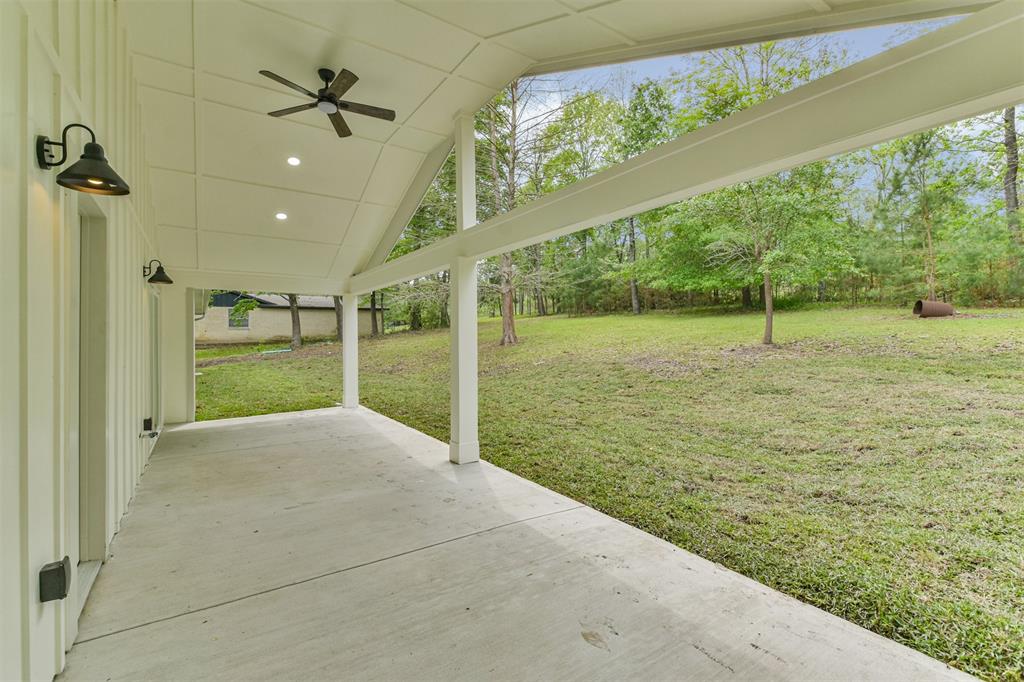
[348,0,1024,295]
[169,268,344,297]
[803,0,833,13]
[360,137,454,271]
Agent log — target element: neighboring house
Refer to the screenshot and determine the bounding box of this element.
[195,292,382,344]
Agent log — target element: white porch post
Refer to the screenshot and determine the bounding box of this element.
[160,285,195,423]
[449,113,479,464]
[450,256,479,463]
[342,293,359,408]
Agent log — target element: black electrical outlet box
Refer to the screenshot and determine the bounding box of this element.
[143,417,153,431]
[39,556,71,602]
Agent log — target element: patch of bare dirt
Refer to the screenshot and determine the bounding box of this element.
[629,356,703,379]
[196,342,341,368]
[626,338,922,379]
[720,338,918,362]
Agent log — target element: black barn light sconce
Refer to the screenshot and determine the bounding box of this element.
[37,123,130,196]
[143,259,173,285]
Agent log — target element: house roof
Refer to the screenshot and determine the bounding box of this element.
[131,0,992,296]
[252,294,343,310]
[211,291,381,310]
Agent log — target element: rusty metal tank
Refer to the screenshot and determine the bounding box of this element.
[913,300,955,317]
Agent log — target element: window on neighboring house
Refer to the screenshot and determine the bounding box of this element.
[228,311,250,329]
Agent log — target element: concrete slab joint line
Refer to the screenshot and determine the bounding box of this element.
[74,506,584,646]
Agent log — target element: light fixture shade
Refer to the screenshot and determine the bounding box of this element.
[56,142,130,196]
[147,263,173,285]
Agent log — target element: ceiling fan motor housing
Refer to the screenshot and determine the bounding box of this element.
[317,100,339,114]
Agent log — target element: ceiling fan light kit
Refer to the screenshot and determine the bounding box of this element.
[259,67,396,138]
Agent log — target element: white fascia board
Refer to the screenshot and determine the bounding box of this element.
[349,0,1023,295]
[527,0,996,75]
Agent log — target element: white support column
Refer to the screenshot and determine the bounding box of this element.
[450,113,479,464]
[184,289,197,422]
[160,285,195,423]
[450,256,479,464]
[454,113,476,232]
[342,293,359,408]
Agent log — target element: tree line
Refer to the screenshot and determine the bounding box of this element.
[224,36,1019,347]
[378,35,1021,345]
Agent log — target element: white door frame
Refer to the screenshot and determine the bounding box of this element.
[76,203,108,600]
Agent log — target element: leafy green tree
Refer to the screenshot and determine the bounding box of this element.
[644,38,853,341]
[617,80,674,313]
[669,38,850,318]
[687,164,848,343]
[537,91,623,315]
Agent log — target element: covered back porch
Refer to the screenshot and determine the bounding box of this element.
[5,0,1022,679]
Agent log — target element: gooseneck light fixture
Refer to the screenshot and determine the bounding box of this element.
[37,123,130,196]
[143,259,173,285]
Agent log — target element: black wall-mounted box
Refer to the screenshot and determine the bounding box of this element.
[39,556,71,602]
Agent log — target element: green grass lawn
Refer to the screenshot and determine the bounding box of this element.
[195,307,1024,679]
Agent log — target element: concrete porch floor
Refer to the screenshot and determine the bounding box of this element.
[61,407,968,681]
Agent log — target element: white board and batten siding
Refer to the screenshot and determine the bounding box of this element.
[0,1,165,678]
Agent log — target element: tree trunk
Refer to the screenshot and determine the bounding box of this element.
[439,271,450,328]
[370,291,379,336]
[922,197,938,301]
[488,93,518,346]
[332,295,343,342]
[287,294,302,348]
[410,302,422,331]
[627,216,640,314]
[741,286,752,309]
[1004,106,1020,238]
[500,254,518,345]
[762,271,774,345]
[816,280,826,303]
[378,292,385,334]
[528,243,546,316]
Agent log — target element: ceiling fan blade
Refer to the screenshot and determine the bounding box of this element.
[328,112,352,138]
[338,100,396,122]
[327,69,359,99]
[267,102,318,117]
[259,70,317,98]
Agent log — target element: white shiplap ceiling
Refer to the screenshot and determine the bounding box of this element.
[122,0,991,293]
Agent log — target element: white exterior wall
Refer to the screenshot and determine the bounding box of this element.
[195,306,380,344]
[0,1,162,679]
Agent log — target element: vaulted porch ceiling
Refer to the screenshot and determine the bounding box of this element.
[125,0,994,294]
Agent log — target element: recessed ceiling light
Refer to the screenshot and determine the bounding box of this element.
[275,212,288,221]
[287,156,301,166]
